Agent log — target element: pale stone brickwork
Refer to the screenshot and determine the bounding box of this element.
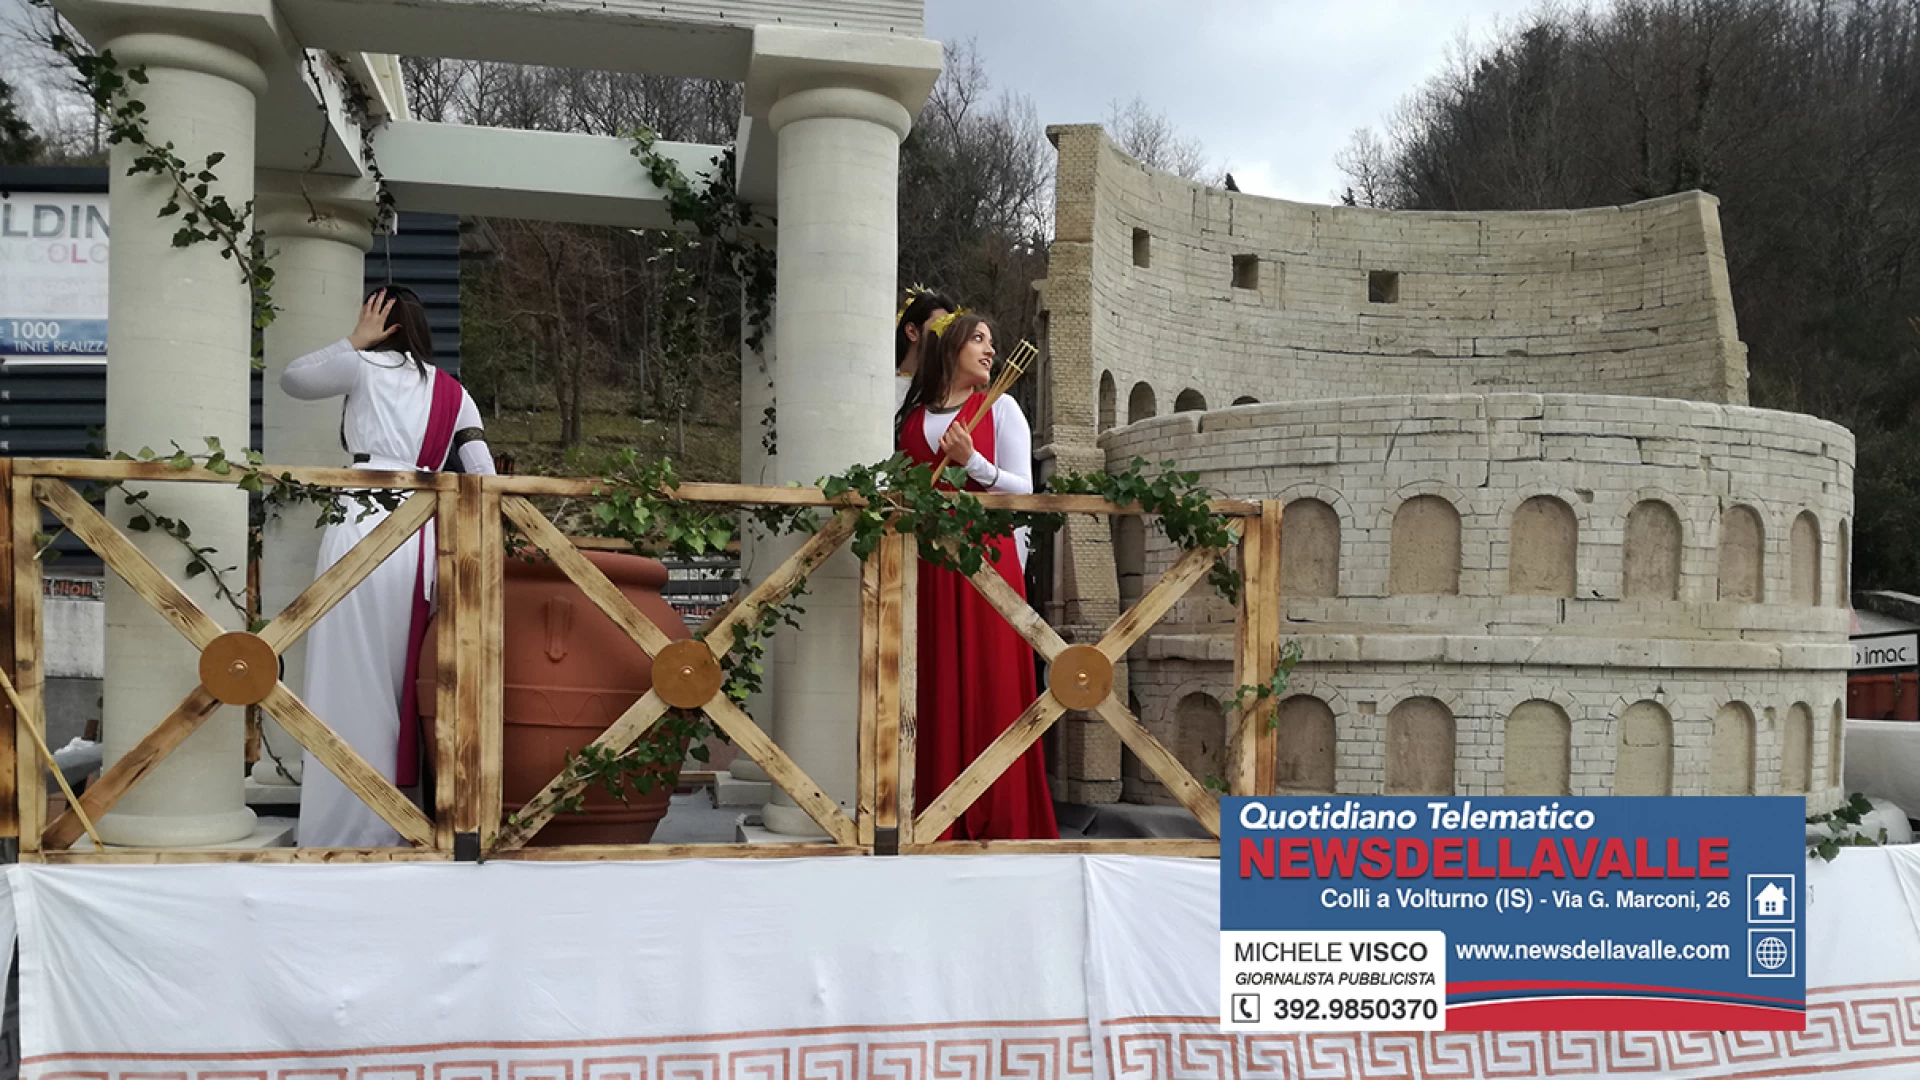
[1099,394,1853,815]
[1034,123,1848,813]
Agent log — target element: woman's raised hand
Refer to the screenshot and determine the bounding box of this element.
[938,420,977,468]
[348,291,398,351]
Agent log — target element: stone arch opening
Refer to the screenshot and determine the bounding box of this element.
[1717,505,1765,603]
[1710,702,1755,795]
[1829,701,1844,787]
[1232,395,1258,406]
[1385,697,1454,795]
[1281,498,1339,598]
[1097,371,1116,432]
[1171,692,1226,799]
[1616,700,1674,795]
[1275,695,1337,794]
[1623,499,1682,600]
[1509,495,1577,597]
[1791,511,1822,606]
[1782,702,1813,794]
[1128,382,1156,424]
[1174,388,1207,412]
[1504,700,1571,796]
[1389,495,1461,595]
[1838,520,1851,608]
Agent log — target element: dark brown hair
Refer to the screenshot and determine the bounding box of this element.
[896,312,994,440]
[895,288,957,372]
[369,285,434,376]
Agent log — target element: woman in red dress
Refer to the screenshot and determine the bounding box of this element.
[895,313,1060,840]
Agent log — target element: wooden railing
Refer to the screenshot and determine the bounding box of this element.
[0,458,1284,863]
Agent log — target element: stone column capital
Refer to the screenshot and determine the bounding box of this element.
[256,172,379,252]
[746,25,942,133]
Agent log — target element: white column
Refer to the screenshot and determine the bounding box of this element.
[253,175,377,789]
[756,84,913,836]
[97,28,265,846]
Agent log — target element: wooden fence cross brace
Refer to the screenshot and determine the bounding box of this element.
[36,479,438,850]
[486,498,862,853]
[911,526,1241,841]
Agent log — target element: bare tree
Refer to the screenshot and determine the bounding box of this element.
[1104,94,1214,182]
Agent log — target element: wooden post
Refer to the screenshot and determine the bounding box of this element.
[478,484,504,850]
[244,544,261,767]
[449,475,485,858]
[872,533,905,850]
[1228,515,1264,796]
[855,543,880,847]
[0,459,17,840]
[435,479,462,854]
[1256,500,1283,795]
[895,537,918,848]
[13,472,44,853]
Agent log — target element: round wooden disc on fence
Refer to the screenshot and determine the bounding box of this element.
[1048,644,1113,711]
[654,639,723,710]
[199,632,279,706]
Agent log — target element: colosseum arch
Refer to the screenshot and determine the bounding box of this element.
[1837,520,1851,607]
[1508,495,1577,597]
[1791,511,1822,606]
[1281,497,1340,599]
[1128,382,1157,423]
[1168,691,1227,798]
[1275,695,1337,794]
[1623,499,1683,600]
[1710,701,1755,795]
[1781,702,1813,794]
[1829,701,1844,786]
[1717,505,1766,603]
[1615,700,1674,795]
[1390,495,1462,596]
[1174,388,1208,412]
[1503,700,1571,796]
[1097,371,1116,432]
[1385,697,1455,795]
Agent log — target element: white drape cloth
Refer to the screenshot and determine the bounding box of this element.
[2,849,1915,1079]
[279,340,493,847]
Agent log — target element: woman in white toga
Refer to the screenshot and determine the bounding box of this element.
[280,288,495,847]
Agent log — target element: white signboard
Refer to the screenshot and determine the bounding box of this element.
[1853,633,1917,671]
[0,191,109,359]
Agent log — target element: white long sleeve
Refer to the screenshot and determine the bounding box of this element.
[279,338,364,400]
[925,396,1033,494]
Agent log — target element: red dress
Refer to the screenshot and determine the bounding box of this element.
[900,394,1060,841]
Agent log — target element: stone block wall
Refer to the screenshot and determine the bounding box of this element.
[1040,123,1748,436]
[1095,393,1853,815]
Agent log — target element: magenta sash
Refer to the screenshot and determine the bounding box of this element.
[397,369,464,788]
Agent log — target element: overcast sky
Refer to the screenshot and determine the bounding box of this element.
[924,0,1546,204]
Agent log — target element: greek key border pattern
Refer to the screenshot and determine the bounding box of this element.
[21,987,1920,1080]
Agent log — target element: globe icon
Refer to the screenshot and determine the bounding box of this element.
[1755,936,1789,971]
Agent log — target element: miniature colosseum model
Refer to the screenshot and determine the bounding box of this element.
[1033,125,1853,815]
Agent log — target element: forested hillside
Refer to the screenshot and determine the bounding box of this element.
[1338,0,1920,590]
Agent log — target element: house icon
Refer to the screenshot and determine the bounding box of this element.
[1756,883,1788,917]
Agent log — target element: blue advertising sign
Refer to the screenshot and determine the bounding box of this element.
[1220,796,1805,1031]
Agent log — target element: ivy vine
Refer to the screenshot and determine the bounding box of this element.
[1807,792,1884,861]
[1047,457,1244,602]
[629,127,776,353]
[38,21,278,360]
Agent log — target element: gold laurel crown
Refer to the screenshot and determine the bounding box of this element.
[895,283,932,326]
[925,308,968,337]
